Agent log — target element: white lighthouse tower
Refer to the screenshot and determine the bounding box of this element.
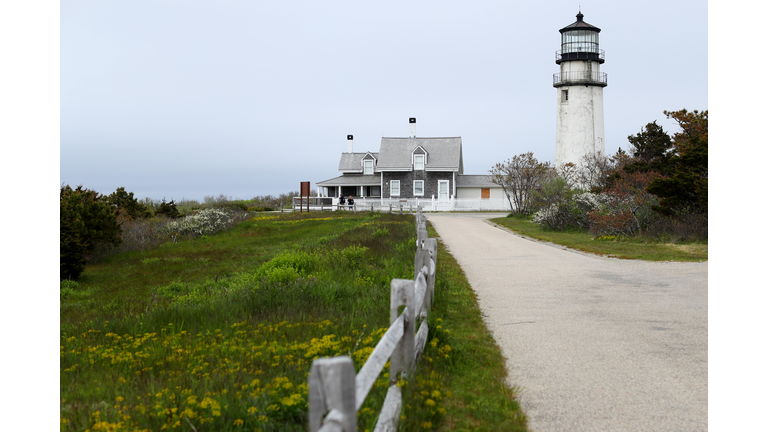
[554,11,607,168]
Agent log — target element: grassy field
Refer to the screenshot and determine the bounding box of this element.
[490,216,707,262]
[61,211,527,431]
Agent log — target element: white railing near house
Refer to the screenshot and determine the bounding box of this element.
[308,207,437,432]
[294,196,514,212]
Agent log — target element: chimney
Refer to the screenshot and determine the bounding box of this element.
[409,118,416,139]
[347,135,354,153]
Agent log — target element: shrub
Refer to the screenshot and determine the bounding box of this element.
[643,211,708,242]
[102,187,152,219]
[60,279,79,299]
[587,172,661,238]
[160,208,248,241]
[156,199,180,219]
[87,214,173,262]
[60,185,122,280]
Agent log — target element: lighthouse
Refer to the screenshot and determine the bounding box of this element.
[554,11,607,168]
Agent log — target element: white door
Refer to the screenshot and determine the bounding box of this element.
[438,180,449,201]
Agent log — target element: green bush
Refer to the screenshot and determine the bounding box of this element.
[102,187,152,219]
[156,199,180,219]
[60,279,79,299]
[60,185,122,281]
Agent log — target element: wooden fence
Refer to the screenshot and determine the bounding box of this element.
[308,206,437,432]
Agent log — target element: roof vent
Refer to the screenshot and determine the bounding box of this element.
[409,118,416,139]
[347,135,353,154]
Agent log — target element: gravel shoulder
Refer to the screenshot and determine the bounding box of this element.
[428,213,708,432]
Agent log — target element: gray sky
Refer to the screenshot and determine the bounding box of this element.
[60,0,707,201]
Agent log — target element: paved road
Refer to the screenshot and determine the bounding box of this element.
[427,213,707,432]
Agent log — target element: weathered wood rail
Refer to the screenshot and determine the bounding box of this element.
[308,206,437,432]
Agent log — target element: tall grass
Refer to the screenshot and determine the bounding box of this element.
[60,212,455,431]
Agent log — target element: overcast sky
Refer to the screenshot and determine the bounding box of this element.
[58,0,708,201]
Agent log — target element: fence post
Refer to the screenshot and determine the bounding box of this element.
[389,279,415,382]
[422,238,438,311]
[309,357,357,432]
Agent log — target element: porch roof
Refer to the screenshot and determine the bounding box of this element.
[316,174,382,187]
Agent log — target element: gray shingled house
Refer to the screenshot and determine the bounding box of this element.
[376,136,462,200]
[316,119,504,205]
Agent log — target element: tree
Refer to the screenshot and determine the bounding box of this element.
[646,109,708,216]
[646,135,708,216]
[156,199,180,219]
[489,152,552,216]
[60,185,122,280]
[664,109,708,155]
[576,151,618,191]
[624,121,674,175]
[102,187,152,219]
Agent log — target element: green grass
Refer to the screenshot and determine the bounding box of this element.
[490,216,707,262]
[60,211,527,431]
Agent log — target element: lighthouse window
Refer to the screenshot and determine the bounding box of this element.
[562,30,599,54]
[562,90,569,102]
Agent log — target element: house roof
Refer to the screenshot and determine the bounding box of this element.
[376,137,463,172]
[316,174,381,187]
[456,175,499,187]
[338,152,379,172]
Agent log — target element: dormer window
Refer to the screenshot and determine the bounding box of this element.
[364,159,374,175]
[414,154,425,170]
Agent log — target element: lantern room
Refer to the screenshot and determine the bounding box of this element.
[556,12,605,64]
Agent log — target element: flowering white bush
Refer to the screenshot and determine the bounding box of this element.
[161,208,243,241]
[532,191,613,231]
[572,192,613,211]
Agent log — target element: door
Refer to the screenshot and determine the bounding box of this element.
[438,180,450,201]
[481,188,490,199]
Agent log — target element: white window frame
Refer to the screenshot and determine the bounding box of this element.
[363,159,374,175]
[414,154,425,170]
[390,180,400,196]
[413,180,424,196]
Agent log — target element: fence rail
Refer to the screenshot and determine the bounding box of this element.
[294,197,512,212]
[308,206,437,432]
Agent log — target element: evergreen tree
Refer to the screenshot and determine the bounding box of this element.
[102,186,152,219]
[624,121,674,175]
[60,185,122,280]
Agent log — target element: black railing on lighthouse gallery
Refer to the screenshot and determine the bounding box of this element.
[556,49,605,64]
[553,71,608,87]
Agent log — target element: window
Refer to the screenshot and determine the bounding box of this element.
[414,180,424,196]
[414,154,425,170]
[390,180,400,196]
[363,159,374,175]
[481,188,490,199]
[562,90,569,102]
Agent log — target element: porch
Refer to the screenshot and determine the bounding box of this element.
[292,196,513,212]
